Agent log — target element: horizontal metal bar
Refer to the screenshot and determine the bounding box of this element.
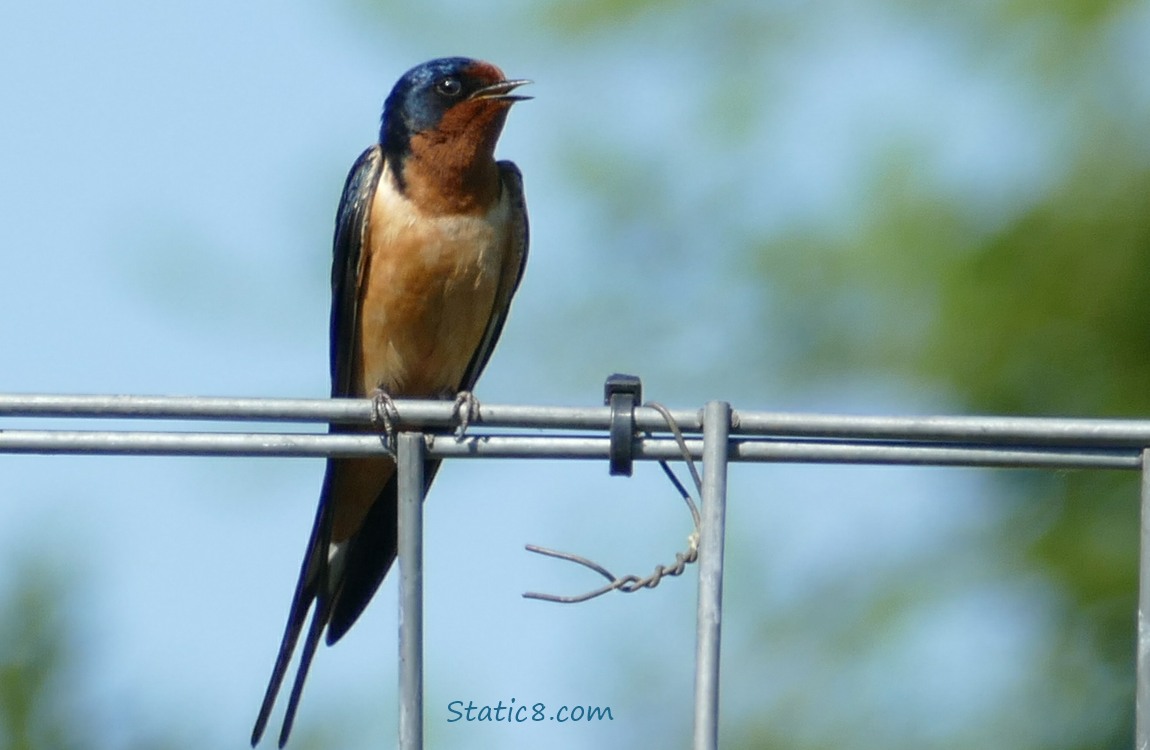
[0,393,695,432]
[0,429,1139,469]
[733,411,1150,447]
[0,393,378,423]
[730,441,1140,470]
[0,429,382,457]
[6,393,1150,449]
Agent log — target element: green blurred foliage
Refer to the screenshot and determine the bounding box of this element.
[0,559,351,750]
[754,3,1150,749]
[465,0,1149,746]
[7,0,1143,745]
[0,566,79,750]
[352,0,1147,744]
[0,562,198,750]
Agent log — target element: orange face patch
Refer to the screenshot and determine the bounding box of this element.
[403,103,509,215]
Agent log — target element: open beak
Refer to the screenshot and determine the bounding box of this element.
[469,78,533,103]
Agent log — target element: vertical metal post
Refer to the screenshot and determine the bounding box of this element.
[1138,448,1150,749]
[397,432,425,750]
[693,400,731,750]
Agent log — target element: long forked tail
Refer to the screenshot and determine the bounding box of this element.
[251,590,332,747]
[251,475,335,747]
[251,460,437,745]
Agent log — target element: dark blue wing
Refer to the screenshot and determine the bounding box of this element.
[330,146,386,397]
[251,146,383,748]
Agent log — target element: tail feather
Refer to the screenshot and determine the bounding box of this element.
[250,599,308,746]
[277,592,333,748]
[253,457,438,745]
[327,460,439,644]
[326,482,396,644]
[251,472,335,747]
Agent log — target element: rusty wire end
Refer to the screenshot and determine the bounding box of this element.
[522,400,704,604]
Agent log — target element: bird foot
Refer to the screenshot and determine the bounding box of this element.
[451,391,481,441]
[370,388,400,455]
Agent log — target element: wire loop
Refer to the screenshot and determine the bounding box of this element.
[523,400,703,603]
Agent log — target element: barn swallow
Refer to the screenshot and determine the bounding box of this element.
[251,57,529,747]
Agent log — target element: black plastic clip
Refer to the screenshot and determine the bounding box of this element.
[604,373,643,477]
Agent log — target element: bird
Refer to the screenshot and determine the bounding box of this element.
[251,57,530,747]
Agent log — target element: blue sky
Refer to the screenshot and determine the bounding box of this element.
[3,0,1139,747]
[0,3,729,746]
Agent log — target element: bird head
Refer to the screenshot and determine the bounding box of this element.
[380,57,530,165]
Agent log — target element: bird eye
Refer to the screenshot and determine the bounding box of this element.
[435,76,463,97]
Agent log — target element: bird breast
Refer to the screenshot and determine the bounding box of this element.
[354,171,512,397]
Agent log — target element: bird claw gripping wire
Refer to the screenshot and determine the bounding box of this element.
[370,388,401,456]
[451,390,481,441]
[523,391,704,603]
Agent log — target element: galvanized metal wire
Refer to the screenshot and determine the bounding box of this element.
[3,391,1150,750]
[0,394,1145,469]
[522,401,703,604]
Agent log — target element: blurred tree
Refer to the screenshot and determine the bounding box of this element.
[344,0,1150,745]
[6,0,1140,746]
[0,565,80,750]
[351,0,1148,745]
[0,558,360,750]
[756,3,1150,749]
[0,562,199,750]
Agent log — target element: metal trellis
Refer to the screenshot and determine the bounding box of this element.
[1,389,1150,749]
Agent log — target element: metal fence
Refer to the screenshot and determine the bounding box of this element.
[1,388,1149,749]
